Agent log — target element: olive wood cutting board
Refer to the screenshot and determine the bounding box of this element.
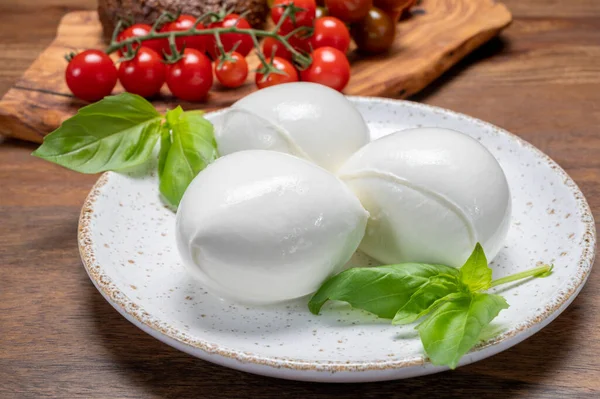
[0,0,511,143]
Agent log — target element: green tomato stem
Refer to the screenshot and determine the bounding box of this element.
[490,264,553,288]
[213,31,226,58]
[273,4,291,34]
[110,19,125,44]
[105,6,312,69]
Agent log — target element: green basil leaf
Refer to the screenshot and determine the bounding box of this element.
[392,275,463,325]
[158,125,171,182]
[417,292,509,369]
[308,263,460,319]
[401,291,466,325]
[32,93,162,173]
[459,243,492,292]
[158,106,218,207]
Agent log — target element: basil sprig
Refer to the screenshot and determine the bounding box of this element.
[32,94,162,173]
[33,93,217,207]
[309,243,553,369]
[158,107,218,207]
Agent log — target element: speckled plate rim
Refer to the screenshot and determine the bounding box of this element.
[78,97,596,380]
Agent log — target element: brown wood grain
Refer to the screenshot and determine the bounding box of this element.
[1,0,599,398]
[0,0,511,142]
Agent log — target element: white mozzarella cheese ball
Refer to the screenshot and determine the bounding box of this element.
[176,150,369,304]
[338,127,511,267]
[215,82,370,173]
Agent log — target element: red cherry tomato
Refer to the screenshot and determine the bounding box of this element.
[271,0,317,34]
[159,15,210,55]
[117,24,163,56]
[300,46,350,91]
[255,57,299,89]
[288,31,311,54]
[215,52,249,88]
[310,17,351,53]
[118,47,166,98]
[65,50,117,102]
[262,37,293,61]
[207,14,253,59]
[166,48,213,101]
[325,0,373,23]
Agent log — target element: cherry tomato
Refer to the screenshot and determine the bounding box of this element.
[159,15,210,55]
[255,57,299,89]
[288,31,311,54]
[351,7,396,53]
[215,52,249,88]
[117,24,163,56]
[300,46,350,91]
[310,17,351,53]
[118,47,166,98]
[207,14,253,59]
[373,0,416,14]
[373,0,416,21]
[271,0,317,34]
[262,37,293,60]
[166,48,213,101]
[325,0,372,23]
[316,6,329,18]
[65,50,117,102]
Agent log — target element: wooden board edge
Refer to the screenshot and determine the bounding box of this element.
[0,12,77,143]
[0,2,513,144]
[348,2,513,97]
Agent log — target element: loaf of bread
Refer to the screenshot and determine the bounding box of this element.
[98,0,270,41]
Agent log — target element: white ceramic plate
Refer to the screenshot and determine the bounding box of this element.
[79,98,595,382]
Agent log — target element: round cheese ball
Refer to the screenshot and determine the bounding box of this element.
[338,127,511,267]
[176,150,369,304]
[215,82,370,173]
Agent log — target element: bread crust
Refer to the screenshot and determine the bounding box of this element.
[98,0,269,41]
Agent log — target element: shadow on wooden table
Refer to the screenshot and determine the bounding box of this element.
[410,36,508,103]
[87,276,582,398]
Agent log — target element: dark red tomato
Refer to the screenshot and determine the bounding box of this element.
[351,7,396,53]
[215,52,248,88]
[271,0,317,34]
[118,47,166,98]
[255,57,299,89]
[207,14,253,59]
[310,17,351,53]
[373,0,415,21]
[159,15,210,55]
[262,37,293,61]
[117,24,163,56]
[373,0,415,13]
[325,0,372,23]
[65,50,117,102]
[166,48,213,101]
[300,46,350,91]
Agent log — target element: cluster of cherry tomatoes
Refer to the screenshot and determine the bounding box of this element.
[66,12,256,102]
[261,0,353,92]
[318,0,415,53]
[65,0,415,103]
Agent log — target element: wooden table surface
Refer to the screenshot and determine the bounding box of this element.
[1,0,599,397]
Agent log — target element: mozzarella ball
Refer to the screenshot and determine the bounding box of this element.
[176,150,369,304]
[338,127,511,267]
[215,82,370,173]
